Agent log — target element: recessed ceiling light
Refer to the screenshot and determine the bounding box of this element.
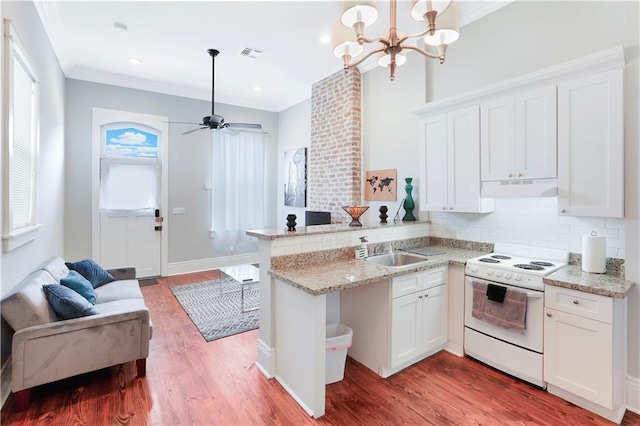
[128,57,142,65]
[113,22,128,33]
[320,34,331,43]
[253,85,263,92]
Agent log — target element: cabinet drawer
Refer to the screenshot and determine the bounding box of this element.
[545,285,613,324]
[424,266,447,289]
[392,274,423,298]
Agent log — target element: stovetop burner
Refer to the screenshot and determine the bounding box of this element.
[513,263,545,271]
[531,261,555,267]
[478,258,500,263]
[491,255,511,260]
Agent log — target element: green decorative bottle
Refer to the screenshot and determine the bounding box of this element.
[402,177,416,221]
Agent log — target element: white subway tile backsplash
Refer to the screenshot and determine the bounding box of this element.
[429,197,626,259]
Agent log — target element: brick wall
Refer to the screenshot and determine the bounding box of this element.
[309,69,362,222]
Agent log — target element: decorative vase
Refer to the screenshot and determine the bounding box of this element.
[402,178,416,222]
[286,214,297,231]
[379,205,388,224]
[341,206,369,227]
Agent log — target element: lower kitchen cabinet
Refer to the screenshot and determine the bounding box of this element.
[544,285,627,423]
[341,267,448,378]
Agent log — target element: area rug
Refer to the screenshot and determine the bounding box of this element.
[170,277,259,342]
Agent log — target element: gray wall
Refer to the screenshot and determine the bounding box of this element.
[1,1,66,295]
[277,99,311,227]
[64,79,279,264]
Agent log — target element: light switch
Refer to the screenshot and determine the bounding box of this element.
[172,207,186,215]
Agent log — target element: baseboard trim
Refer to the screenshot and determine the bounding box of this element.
[1,357,12,408]
[256,338,275,379]
[628,375,640,414]
[445,341,464,357]
[167,253,259,276]
[275,374,315,417]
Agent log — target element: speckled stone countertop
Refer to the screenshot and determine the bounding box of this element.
[247,220,429,241]
[269,246,488,296]
[544,265,634,299]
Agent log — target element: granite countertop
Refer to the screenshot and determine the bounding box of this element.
[543,265,634,299]
[268,246,488,296]
[247,220,429,241]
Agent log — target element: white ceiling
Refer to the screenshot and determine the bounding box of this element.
[34,0,514,112]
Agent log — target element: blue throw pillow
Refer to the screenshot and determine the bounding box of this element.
[60,270,97,304]
[65,259,115,289]
[43,284,99,320]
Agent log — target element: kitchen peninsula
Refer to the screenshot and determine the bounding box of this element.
[247,221,487,417]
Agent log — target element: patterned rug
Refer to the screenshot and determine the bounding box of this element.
[170,277,259,342]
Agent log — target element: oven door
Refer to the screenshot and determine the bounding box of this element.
[464,276,544,353]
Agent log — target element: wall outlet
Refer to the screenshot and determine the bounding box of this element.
[172,207,186,215]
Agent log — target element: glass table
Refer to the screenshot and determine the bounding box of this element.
[219,264,259,313]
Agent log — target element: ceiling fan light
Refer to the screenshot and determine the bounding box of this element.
[424,2,459,46]
[333,22,364,58]
[410,0,452,21]
[377,51,407,68]
[341,0,379,28]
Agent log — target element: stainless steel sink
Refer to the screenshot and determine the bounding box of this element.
[364,252,430,268]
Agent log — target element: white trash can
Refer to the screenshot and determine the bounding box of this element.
[325,323,353,384]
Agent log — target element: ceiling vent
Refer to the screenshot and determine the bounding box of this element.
[239,47,264,59]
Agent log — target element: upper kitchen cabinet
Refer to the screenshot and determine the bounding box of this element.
[418,105,495,213]
[557,68,624,218]
[481,86,557,182]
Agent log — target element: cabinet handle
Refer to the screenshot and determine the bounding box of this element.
[508,173,513,178]
[560,209,566,213]
[449,207,453,210]
[572,300,579,305]
[419,295,423,299]
[546,312,552,317]
[424,293,429,298]
[517,173,523,177]
[442,206,446,210]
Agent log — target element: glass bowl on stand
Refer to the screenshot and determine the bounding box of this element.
[342,206,369,227]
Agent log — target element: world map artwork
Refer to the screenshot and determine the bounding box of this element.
[365,169,397,201]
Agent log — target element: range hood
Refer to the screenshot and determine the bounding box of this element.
[481,178,558,198]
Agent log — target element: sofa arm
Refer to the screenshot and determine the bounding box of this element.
[107,267,136,280]
[11,309,151,392]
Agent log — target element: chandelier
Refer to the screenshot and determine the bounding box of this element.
[333,0,459,80]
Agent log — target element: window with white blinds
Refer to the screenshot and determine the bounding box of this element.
[3,21,41,251]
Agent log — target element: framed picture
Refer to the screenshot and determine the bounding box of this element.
[284,147,307,207]
[365,169,397,201]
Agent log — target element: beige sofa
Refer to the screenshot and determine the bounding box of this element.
[0,257,152,410]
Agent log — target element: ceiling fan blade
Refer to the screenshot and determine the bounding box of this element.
[226,122,262,129]
[219,127,239,136]
[181,127,207,135]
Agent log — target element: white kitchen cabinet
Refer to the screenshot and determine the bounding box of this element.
[557,68,624,218]
[481,86,557,182]
[341,267,448,378]
[544,285,627,423]
[419,106,494,213]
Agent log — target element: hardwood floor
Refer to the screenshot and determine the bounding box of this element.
[2,270,639,425]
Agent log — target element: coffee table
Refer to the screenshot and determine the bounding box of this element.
[219,264,259,313]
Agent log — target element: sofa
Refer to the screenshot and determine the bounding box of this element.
[0,256,152,410]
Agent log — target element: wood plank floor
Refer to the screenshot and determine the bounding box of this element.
[2,270,639,425]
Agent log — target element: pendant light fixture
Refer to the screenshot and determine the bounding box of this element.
[333,0,459,80]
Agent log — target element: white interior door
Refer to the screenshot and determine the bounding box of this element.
[92,108,169,278]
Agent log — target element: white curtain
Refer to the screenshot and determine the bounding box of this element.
[211,130,265,244]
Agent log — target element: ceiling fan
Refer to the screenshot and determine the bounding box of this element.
[171,49,262,136]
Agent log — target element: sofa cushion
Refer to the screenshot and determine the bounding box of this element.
[37,256,69,282]
[94,299,153,339]
[65,259,115,288]
[60,271,97,304]
[43,284,99,320]
[1,270,58,331]
[94,280,144,304]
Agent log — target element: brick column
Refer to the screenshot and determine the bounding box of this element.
[309,69,362,222]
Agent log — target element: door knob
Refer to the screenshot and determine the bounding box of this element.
[572,300,579,305]
[560,209,566,213]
